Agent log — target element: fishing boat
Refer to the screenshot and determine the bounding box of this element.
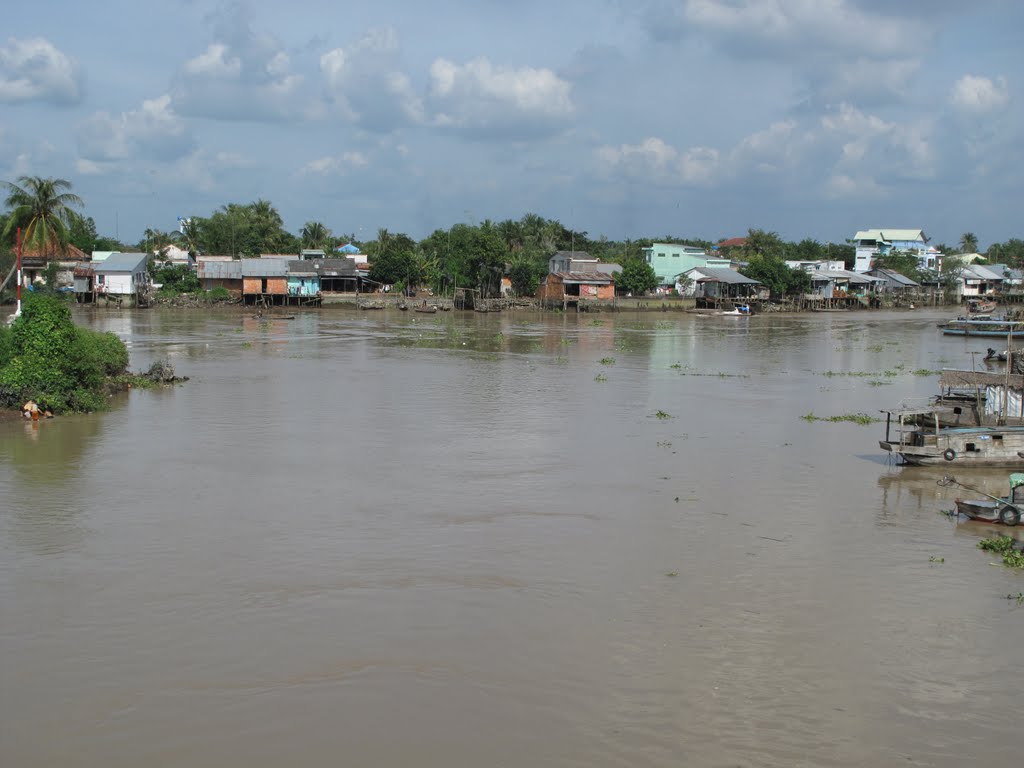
[414,303,437,314]
[939,474,1024,526]
[968,298,998,316]
[939,318,1024,338]
[722,303,752,316]
[879,406,1024,466]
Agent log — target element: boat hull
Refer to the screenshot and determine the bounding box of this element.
[954,497,1022,525]
[879,426,1024,467]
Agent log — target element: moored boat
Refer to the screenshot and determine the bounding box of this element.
[939,318,1024,338]
[940,474,1024,526]
[880,406,1024,467]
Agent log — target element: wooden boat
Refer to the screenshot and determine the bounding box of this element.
[722,304,751,315]
[968,298,998,315]
[939,318,1024,338]
[880,406,1024,466]
[942,474,1024,526]
[414,304,437,314]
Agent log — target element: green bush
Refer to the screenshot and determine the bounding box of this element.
[0,293,129,413]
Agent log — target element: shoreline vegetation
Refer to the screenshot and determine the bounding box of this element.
[0,293,185,417]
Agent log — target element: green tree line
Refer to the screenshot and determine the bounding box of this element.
[4,175,1024,301]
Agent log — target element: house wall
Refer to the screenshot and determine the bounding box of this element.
[537,275,565,301]
[99,273,138,295]
[642,244,710,284]
[287,277,320,296]
[243,277,288,295]
[202,278,242,297]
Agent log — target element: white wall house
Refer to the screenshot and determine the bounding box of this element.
[92,253,150,296]
[852,229,932,273]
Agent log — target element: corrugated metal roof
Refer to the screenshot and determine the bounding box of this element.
[869,268,919,286]
[691,267,760,285]
[553,271,613,283]
[198,261,241,279]
[964,264,1004,281]
[93,252,148,272]
[810,269,883,284]
[854,229,926,243]
[241,258,289,277]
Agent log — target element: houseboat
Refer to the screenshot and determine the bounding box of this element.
[879,406,1024,467]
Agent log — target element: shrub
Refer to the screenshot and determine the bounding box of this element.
[0,293,129,412]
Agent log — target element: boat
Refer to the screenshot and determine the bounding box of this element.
[940,474,1024,526]
[414,304,437,314]
[722,303,752,316]
[880,406,1024,466]
[968,298,998,316]
[939,318,1024,338]
[985,348,1008,362]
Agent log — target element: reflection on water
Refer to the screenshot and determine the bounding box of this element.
[1,306,1021,768]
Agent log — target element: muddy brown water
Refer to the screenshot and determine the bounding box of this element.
[1,306,1021,768]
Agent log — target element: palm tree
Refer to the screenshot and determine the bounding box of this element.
[959,232,979,254]
[176,218,202,256]
[376,227,391,259]
[2,175,84,255]
[301,220,330,250]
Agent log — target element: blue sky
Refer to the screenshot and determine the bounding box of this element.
[1,0,1021,248]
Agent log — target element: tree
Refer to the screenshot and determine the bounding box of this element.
[508,256,541,297]
[742,229,786,260]
[301,221,331,250]
[986,238,1024,267]
[176,218,202,256]
[740,255,792,298]
[2,176,84,254]
[959,232,979,254]
[615,258,658,296]
[871,249,923,283]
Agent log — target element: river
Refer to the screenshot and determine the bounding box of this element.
[1,306,1021,767]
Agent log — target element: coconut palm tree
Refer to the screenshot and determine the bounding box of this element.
[959,232,979,254]
[301,220,331,250]
[2,175,84,254]
[176,217,202,256]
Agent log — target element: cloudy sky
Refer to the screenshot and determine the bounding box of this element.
[1,0,1020,248]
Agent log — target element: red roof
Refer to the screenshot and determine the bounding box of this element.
[717,237,747,249]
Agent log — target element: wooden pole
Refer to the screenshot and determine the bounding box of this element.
[15,227,22,318]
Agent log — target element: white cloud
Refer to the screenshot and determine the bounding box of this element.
[950,74,1009,114]
[597,137,719,185]
[172,10,305,121]
[300,151,370,176]
[320,27,424,132]
[426,57,574,138]
[183,43,242,78]
[680,0,913,57]
[0,36,82,105]
[78,94,194,164]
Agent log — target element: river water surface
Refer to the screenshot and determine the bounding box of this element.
[1,306,1021,767]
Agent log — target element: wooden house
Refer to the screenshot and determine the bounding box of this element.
[197,257,242,298]
[242,258,289,305]
[75,253,151,306]
[537,270,615,308]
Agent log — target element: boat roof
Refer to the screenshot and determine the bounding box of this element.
[880,407,955,417]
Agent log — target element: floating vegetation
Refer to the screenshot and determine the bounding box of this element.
[655,410,672,420]
[1007,592,1024,605]
[665,571,678,577]
[594,374,608,382]
[669,362,683,370]
[677,370,751,379]
[588,319,605,327]
[801,412,878,425]
[866,344,884,353]
[657,440,672,448]
[978,535,1024,568]
[599,357,616,365]
[241,341,254,349]
[929,556,945,563]
[913,369,939,376]
[868,380,893,387]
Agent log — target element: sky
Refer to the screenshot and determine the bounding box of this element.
[1,0,1021,249]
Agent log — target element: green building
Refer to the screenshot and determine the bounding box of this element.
[640,243,726,286]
